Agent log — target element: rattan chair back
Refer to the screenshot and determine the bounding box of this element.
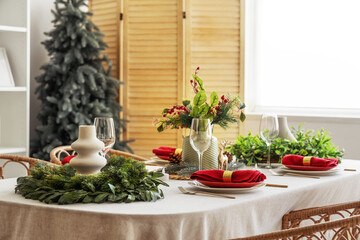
[282,201,360,230]
[233,215,360,240]
[0,154,54,179]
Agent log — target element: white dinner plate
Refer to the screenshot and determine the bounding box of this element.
[188,180,266,193]
[280,165,341,175]
[145,157,170,166]
[150,156,170,163]
[145,165,164,172]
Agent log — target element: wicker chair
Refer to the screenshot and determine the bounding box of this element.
[50,145,149,165]
[235,201,360,240]
[282,201,360,230]
[0,154,54,179]
[233,215,360,240]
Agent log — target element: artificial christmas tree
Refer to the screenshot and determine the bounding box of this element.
[31,0,131,160]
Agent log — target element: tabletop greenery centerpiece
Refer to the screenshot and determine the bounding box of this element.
[15,155,168,204]
[227,124,345,166]
[154,67,246,133]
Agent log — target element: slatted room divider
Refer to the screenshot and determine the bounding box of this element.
[90,0,244,157]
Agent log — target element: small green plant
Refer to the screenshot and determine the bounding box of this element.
[15,155,168,204]
[227,124,344,166]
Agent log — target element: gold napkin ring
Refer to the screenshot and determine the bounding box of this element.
[303,156,312,166]
[223,171,233,182]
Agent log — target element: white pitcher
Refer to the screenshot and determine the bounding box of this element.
[70,125,107,175]
[278,116,297,142]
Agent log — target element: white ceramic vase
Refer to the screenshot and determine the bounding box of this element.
[278,116,297,142]
[70,125,107,175]
[182,136,218,170]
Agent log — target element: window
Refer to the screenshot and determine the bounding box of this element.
[245,0,360,117]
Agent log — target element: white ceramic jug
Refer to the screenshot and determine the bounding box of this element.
[182,136,218,169]
[278,116,297,142]
[70,125,107,175]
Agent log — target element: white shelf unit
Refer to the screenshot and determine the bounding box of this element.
[0,25,27,33]
[0,147,26,154]
[0,0,29,156]
[0,87,27,92]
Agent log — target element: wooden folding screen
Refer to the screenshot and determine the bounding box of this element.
[185,0,244,141]
[90,0,244,157]
[89,0,121,79]
[122,0,183,157]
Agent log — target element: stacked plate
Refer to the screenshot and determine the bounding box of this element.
[280,164,340,175]
[145,156,170,166]
[188,180,265,193]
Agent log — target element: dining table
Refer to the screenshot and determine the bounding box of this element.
[1,159,360,240]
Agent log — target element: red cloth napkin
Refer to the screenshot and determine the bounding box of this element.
[157,155,171,160]
[152,146,177,156]
[62,155,76,165]
[152,146,177,160]
[282,155,338,167]
[190,170,266,183]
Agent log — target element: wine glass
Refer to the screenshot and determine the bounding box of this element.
[189,118,212,171]
[259,114,279,169]
[94,117,115,157]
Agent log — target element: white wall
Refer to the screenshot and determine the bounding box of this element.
[28,2,360,160]
[29,0,53,143]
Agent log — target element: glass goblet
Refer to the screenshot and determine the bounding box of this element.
[94,117,115,157]
[189,118,212,171]
[259,114,279,169]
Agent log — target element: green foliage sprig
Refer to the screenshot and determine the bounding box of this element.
[227,124,345,166]
[154,67,246,132]
[15,155,168,204]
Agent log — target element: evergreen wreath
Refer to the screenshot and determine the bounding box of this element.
[15,155,168,205]
[31,0,132,160]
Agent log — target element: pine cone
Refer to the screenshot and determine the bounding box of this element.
[169,152,182,165]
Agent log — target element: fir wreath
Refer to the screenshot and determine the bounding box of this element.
[15,155,168,204]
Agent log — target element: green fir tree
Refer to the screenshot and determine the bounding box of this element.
[31,0,132,160]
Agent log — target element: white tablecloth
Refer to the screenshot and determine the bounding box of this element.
[1,160,360,240]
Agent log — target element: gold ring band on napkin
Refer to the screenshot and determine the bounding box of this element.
[303,156,312,166]
[223,171,233,182]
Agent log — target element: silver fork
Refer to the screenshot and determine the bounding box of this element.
[178,186,236,199]
[269,169,320,179]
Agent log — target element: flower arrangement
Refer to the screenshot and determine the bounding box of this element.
[154,67,246,132]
